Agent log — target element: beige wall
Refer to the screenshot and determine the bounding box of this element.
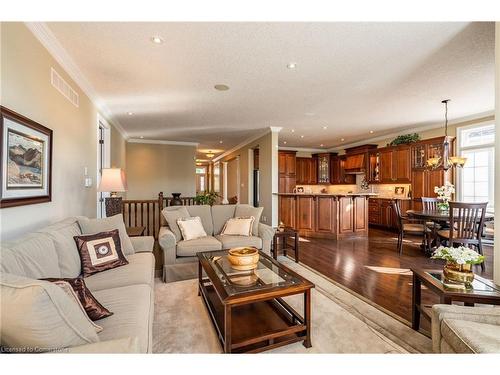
[226,157,239,200]
[125,142,196,200]
[110,125,126,169]
[217,129,279,225]
[494,22,500,285]
[0,23,108,240]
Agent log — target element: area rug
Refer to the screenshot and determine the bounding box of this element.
[153,256,432,353]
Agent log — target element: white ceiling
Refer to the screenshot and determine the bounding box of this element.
[44,22,495,157]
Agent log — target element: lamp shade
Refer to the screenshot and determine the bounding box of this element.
[98,168,127,192]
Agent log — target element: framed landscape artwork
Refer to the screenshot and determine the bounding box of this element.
[0,106,53,208]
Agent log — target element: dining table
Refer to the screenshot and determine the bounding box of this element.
[406,209,494,222]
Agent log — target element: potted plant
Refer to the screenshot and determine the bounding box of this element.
[434,182,455,211]
[194,191,219,206]
[431,246,485,287]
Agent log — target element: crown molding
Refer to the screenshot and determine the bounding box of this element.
[128,139,199,146]
[279,146,326,153]
[25,22,128,140]
[327,111,495,152]
[213,128,272,162]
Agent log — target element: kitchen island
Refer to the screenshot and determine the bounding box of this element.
[275,193,375,239]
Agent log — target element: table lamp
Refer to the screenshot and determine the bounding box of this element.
[98,168,127,217]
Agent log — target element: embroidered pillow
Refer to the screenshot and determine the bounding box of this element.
[43,277,112,321]
[73,229,128,277]
[221,217,255,236]
[177,217,207,241]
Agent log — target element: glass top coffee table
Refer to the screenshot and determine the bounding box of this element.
[197,249,314,353]
[411,268,500,332]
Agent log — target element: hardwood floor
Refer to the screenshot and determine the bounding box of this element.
[296,227,494,332]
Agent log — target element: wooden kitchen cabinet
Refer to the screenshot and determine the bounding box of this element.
[338,197,354,234]
[279,195,296,229]
[296,195,315,231]
[315,153,331,184]
[279,151,297,193]
[377,146,411,183]
[296,157,317,185]
[353,196,368,232]
[378,149,394,183]
[315,196,336,234]
[330,155,356,185]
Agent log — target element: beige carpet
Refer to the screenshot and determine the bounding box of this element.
[153,256,432,354]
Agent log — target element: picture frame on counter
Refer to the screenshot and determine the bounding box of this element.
[0,106,53,208]
[394,186,405,196]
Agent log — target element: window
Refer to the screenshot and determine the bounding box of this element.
[457,123,495,212]
[213,163,220,193]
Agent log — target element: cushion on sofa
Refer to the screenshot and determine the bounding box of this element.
[84,253,155,292]
[221,217,255,236]
[78,214,134,256]
[211,204,236,234]
[0,273,100,351]
[185,205,214,235]
[177,217,207,240]
[0,233,61,279]
[36,218,83,278]
[235,205,263,236]
[162,206,190,242]
[176,236,222,257]
[215,235,262,250]
[93,284,153,353]
[441,318,500,354]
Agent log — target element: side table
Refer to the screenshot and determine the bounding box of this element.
[272,228,299,263]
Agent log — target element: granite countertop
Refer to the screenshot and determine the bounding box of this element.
[274,192,379,197]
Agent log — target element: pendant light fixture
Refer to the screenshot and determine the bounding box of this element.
[426,99,467,171]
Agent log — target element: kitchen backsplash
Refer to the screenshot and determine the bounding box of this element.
[296,175,411,198]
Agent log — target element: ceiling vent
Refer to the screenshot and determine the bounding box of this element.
[51,67,79,107]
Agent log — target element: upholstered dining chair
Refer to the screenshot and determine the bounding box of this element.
[437,201,488,271]
[392,200,430,255]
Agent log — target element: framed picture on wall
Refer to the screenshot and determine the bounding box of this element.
[1,106,53,208]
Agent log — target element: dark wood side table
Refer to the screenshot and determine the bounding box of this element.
[272,228,299,263]
[126,226,146,237]
[411,268,500,331]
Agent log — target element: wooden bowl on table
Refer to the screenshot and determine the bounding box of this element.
[227,247,259,271]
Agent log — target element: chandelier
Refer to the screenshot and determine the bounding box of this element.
[426,99,467,171]
[206,151,215,158]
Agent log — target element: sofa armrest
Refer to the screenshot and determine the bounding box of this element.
[431,304,500,353]
[65,337,141,353]
[158,226,177,265]
[258,223,275,254]
[130,236,154,253]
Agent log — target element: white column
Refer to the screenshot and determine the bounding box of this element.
[222,161,228,204]
[235,156,240,203]
[494,23,500,284]
[270,126,282,227]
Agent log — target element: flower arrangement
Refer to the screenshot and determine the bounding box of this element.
[431,246,485,265]
[434,182,455,211]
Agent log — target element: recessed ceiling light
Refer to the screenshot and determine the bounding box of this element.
[150,36,164,44]
[322,126,328,130]
[219,140,223,144]
[287,62,297,69]
[291,129,295,133]
[283,141,287,145]
[320,144,324,147]
[140,136,144,139]
[369,130,374,134]
[341,138,345,142]
[214,84,230,91]
[300,135,304,138]
[127,112,134,116]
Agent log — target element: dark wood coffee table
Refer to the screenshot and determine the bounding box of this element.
[197,250,314,353]
[411,268,500,331]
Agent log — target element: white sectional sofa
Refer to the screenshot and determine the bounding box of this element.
[0,216,155,353]
[159,204,275,282]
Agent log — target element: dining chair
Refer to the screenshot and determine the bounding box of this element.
[437,201,488,271]
[421,197,440,210]
[392,200,430,255]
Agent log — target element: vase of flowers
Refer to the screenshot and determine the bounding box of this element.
[431,246,485,288]
[434,182,455,212]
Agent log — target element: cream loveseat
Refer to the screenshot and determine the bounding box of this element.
[0,215,155,353]
[431,304,500,353]
[159,204,275,282]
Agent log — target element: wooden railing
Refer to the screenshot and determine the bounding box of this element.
[122,192,196,239]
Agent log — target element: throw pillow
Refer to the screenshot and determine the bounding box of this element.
[0,273,100,352]
[234,205,263,236]
[73,229,129,277]
[177,217,207,241]
[43,277,112,321]
[221,217,255,236]
[162,206,190,241]
[78,214,134,256]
